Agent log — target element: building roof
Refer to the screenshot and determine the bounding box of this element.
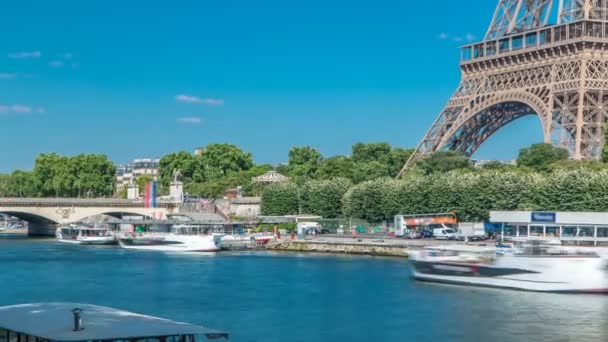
[252,170,290,183]
[0,303,229,341]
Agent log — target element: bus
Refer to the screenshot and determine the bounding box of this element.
[393,213,458,238]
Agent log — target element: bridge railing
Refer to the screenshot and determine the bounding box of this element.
[0,198,178,208]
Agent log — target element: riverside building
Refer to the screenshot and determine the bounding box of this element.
[490,211,608,246]
[116,158,160,190]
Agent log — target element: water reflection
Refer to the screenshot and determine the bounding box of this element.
[413,283,608,341]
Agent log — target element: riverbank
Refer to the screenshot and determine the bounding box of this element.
[264,236,482,257]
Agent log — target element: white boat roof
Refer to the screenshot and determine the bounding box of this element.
[0,303,229,341]
[424,245,497,253]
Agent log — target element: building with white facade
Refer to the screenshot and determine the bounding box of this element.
[116,158,160,190]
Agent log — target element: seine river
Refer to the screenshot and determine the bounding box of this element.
[1,238,607,341]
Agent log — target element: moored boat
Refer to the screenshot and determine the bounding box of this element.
[410,239,608,293]
[118,224,222,252]
[55,224,116,245]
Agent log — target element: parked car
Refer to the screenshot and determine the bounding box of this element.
[420,229,433,238]
[433,228,457,240]
[406,231,422,239]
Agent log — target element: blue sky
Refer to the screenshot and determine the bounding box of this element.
[0,0,544,172]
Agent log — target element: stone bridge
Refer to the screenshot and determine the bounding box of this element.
[0,198,179,235]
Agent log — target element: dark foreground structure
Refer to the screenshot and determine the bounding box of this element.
[0,303,229,341]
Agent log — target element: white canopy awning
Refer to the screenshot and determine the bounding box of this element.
[252,170,290,183]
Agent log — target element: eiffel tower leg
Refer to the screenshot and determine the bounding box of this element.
[397,104,465,178]
[574,59,588,160]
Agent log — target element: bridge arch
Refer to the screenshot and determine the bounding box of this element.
[438,92,551,156]
[0,210,58,225]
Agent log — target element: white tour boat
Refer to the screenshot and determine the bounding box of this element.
[118,224,222,252]
[410,239,608,293]
[55,224,116,245]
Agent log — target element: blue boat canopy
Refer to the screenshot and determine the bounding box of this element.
[0,303,229,341]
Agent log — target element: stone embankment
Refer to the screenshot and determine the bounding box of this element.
[265,238,411,257]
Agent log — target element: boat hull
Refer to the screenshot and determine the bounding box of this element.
[118,234,220,252]
[56,237,117,245]
[411,255,608,293]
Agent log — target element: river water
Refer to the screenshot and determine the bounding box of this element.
[0,238,607,342]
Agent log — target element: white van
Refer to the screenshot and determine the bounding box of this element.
[433,227,456,240]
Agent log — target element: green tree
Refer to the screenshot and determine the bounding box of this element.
[549,159,608,172]
[416,151,472,175]
[0,174,11,196]
[351,161,390,183]
[300,178,351,217]
[7,170,38,197]
[68,154,116,197]
[289,146,323,166]
[315,156,354,180]
[33,153,68,196]
[159,151,201,189]
[136,175,155,195]
[480,160,516,170]
[199,144,253,178]
[351,142,391,163]
[285,146,323,180]
[386,148,414,177]
[517,143,569,172]
[261,182,300,216]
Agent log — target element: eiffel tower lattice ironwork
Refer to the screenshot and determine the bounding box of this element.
[398,0,608,177]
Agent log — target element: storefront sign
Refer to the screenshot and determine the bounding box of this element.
[531,212,556,223]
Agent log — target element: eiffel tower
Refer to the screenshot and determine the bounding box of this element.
[398,0,608,177]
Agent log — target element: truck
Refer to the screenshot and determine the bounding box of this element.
[455,222,487,241]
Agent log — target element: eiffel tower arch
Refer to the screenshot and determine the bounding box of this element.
[399,0,608,177]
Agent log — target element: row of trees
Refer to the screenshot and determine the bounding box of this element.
[262,168,608,223]
[0,139,601,202]
[261,143,608,222]
[155,142,413,197]
[0,153,116,197]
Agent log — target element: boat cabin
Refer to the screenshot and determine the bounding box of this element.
[0,303,229,342]
[171,225,213,236]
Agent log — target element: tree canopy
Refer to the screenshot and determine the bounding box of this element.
[517,143,569,172]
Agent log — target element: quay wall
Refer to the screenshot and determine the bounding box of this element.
[265,239,410,257]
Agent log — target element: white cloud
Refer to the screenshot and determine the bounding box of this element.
[8,51,41,59]
[438,32,449,40]
[175,94,202,103]
[0,104,41,115]
[177,117,202,124]
[0,73,17,79]
[453,36,463,42]
[59,53,73,60]
[465,33,476,42]
[201,98,224,106]
[11,105,32,113]
[175,94,224,106]
[49,60,64,68]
